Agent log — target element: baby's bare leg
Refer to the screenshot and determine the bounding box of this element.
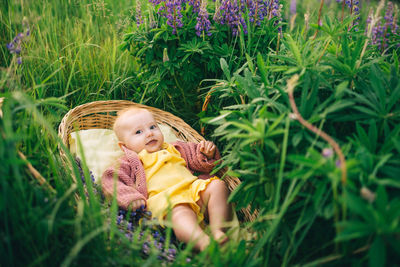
[171,204,210,251]
[198,179,231,241]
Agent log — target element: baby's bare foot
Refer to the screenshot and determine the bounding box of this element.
[213,230,229,245]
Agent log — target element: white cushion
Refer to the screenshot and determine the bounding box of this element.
[69,124,180,183]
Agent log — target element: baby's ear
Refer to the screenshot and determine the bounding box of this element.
[118,141,125,150]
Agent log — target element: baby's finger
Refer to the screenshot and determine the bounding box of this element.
[210,143,216,152]
[199,140,205,151]
[207,142,214,151]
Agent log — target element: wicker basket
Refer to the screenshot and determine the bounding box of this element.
[58,100,257,222]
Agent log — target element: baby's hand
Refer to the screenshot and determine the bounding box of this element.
[131,199,146,211]
[199,140,216,159]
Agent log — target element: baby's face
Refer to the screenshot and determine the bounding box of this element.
[117,110,164,153]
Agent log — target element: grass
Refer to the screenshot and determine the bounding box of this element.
[2,0,399,266]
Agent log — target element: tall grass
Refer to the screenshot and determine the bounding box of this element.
[1,0,141,106]
[1,0,400,266]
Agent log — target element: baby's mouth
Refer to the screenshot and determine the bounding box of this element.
[146,139,157,146]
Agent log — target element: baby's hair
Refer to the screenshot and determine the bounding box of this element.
[113,107,152,140]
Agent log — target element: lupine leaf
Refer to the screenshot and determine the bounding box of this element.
[369,237,386,267]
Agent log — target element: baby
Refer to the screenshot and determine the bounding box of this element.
[102,107,231,251]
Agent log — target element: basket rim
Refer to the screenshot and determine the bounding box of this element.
[58,100,204,148]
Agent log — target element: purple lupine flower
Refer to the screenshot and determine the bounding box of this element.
[248,0,268,26]
[240,15,248,34]
[270,0,283,34]
[165,0,184,34]
[7,33,23,54]
[247,0,257,23]
[270,0,279,18]
[142,241,151,255]
[372,21,382,45]
[351,0,360,31]
[365,10,372,35]
[195,0,212,37]
[258,0,269,22]
[384,2,394,30]
[166,248,176,261]
[213,0,223,23]
[125,232,133,239]
[380,1,394,50]
[335,159,341,167]
[218,0,242,36]
[188,0,201,13]
[290,0,296,16]
[136,1,144,26]
[6,27,30,65]
[149,0,162,5]
[117,214,123,225]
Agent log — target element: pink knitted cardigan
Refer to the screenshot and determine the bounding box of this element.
[101,141,221,210]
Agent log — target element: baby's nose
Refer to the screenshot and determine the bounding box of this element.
[146,130,153,137]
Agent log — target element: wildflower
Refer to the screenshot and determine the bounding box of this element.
[118,209,126,216]
[136,1,144,26]
[218,0,242,36]
[351,0,361,31]
[166,248,177,261]
[335,159,341,167]
[270,0,280,18]
[163,48,169,62]
[270,1,283,34]
[6,22,30,66]
[213,0,223,23]
[195,0,212,37]
[322,148,333,158]
[371,1,397,51]
[304,12,310,30]
[290,0,296,16]
[165,0,184,34]
[149,0,162,4]
[247,0,258,24]
[365,10,372,34]
[188,0,201,13]
[117,214,124,225]
[142,241,151,255]
[220,0,238,34]
[360,187,376,203]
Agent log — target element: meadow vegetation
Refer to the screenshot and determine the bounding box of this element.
[1,0,400,266]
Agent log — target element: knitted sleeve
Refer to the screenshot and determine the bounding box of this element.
[172,141,221,178]
[101,156,147,210]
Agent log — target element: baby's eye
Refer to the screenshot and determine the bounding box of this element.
[150,125,157,130]
[135,130,142,134]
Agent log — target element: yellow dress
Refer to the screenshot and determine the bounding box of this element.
[138,143,217,224]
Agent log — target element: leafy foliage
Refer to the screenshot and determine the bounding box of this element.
[2,0,400,266]
[120,2,280,121]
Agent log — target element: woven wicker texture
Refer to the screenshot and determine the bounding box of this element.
[58,100,256,222]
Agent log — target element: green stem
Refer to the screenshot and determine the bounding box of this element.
[173,74,188,106]
[273,114,290,212]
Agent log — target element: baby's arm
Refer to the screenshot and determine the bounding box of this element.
[102,157,147,211]
[173,140,221,175]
